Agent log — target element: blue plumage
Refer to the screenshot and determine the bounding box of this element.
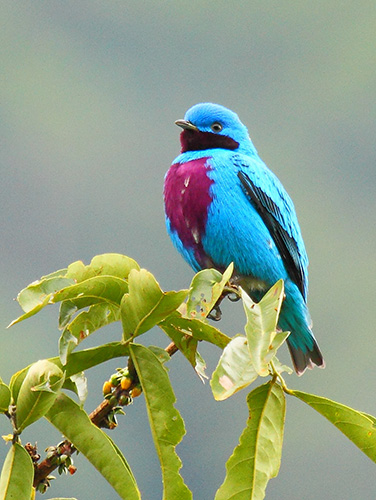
[164,103,324,374]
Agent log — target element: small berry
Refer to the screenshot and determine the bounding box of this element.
[102,381,112,396]
[120,377,132,390]
[68,465,77,475]
[131,386,142,398]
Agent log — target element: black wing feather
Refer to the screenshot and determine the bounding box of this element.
[238,171,306,297]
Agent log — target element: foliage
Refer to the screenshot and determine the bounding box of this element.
[1,253,376,499]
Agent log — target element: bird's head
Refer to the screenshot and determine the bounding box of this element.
[175,103,255,154]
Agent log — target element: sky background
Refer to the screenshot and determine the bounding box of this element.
[1,1,376,499]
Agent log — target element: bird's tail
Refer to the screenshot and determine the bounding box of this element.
[279,284,325,376]
[286,334,324,376]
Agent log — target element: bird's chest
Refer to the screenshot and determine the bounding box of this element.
[164,157,213,248]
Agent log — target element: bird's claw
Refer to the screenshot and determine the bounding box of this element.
[227,292,240,302]
[208,305,222,321]
[207,284,240,321]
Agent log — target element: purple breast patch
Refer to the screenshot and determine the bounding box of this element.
[164,157,214,265]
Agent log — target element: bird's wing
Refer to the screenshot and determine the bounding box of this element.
[236,156,308,299]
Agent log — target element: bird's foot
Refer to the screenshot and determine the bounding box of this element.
[208,305,222,321]
[227,291,240,302]
[207,284,240,321]
[223,284,241,302]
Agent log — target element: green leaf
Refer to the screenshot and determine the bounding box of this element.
[160,312,231,349]
[65,253,140,282]
[59,300,80,328]
[270,356,293,376]
[0,382,11,413]
[8,272,74,326]
[8,293,54,328]
[16,360,65,431]
[242,281,289,376]
[17,276,74,314]
[59,302,121,364]
[160,313,231,380]
[9,370,27,406]
[45,393,140,499]
[9,254,139,327]
[63,342,130,378]
[215,381,285,500]
[53,276,129,306]
[70,372,88,407]
[129,344,192,500]
[159,315,210,380]
[211,336,258,401]
[186,264,233,318]
[0,443,34,500]
[10,342,130,404]
[291,390,376,463]
[159,320,199,369]
[194,351,208,382]
[40,268,69,279]
[121,269,188,339]
[147,346,171,365]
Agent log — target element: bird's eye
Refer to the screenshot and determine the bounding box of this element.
[210,122,223,133]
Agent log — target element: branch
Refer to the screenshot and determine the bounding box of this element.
[31,341,179,490]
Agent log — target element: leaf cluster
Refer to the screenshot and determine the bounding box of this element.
[0,253,375,500]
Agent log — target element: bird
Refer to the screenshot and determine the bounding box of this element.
[163,102,324,375]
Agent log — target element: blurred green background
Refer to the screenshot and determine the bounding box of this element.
[1,1,376,499]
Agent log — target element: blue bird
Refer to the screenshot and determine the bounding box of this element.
[164,103,324,375]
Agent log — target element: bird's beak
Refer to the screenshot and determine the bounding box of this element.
[175,119,198,131]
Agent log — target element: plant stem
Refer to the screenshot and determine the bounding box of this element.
[32,340,179,489]
[269,359,293,394]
